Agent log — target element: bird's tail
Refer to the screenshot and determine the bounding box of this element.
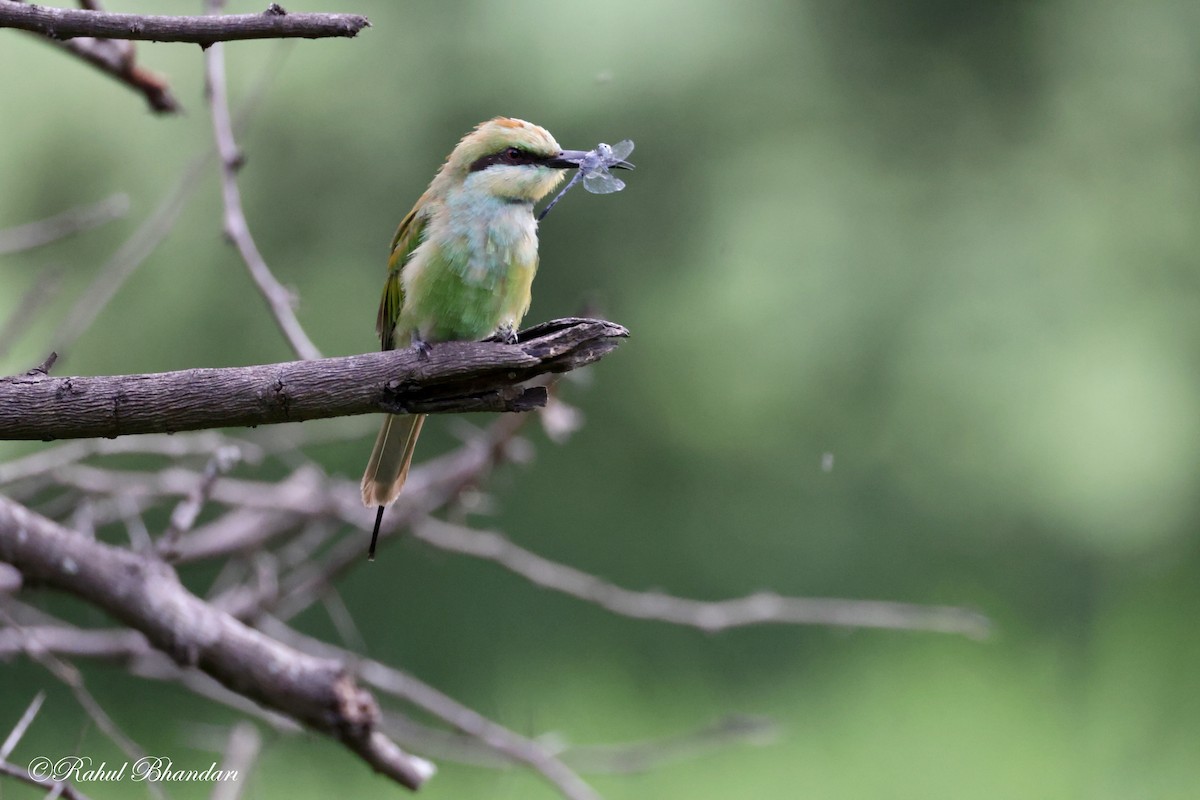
[361,413,426,559]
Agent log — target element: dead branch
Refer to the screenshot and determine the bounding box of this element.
[0,3,371,45]
[411,517,991,638]
[210,722,260,800]
[53,149,214,356]
[35,36,180,113]
[0,266,65,363]
[0,621,303,734]
[0,692,44,762]
[0,194,129,255]
[0,318,628,440]
[0,496,435,789]
[204,33,321,361]
[0,760,92,800]
[261,617,602,800]
[381,712,776,774]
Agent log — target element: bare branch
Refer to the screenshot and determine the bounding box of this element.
[210,722,260,800]
[0,431,263,485]
[204,35,321,361]
[261,618,601,800]
[172,506,305,565]
[0,691,45,762]
[32,36,180,113]
[24,351,58,377]
[380,712,777,775]
[0,609,166,800]
[553,715,778,775]
[52,150,213,356]
[158,447,243,555]
[0,760,92,800]
[0,623,302,735]
[263,414,531,619]
[0,318,629,440]
[0,3,371,45]
[0,266,66,363]
[0,497,434,789]
[0,194,129,255]
[411,518,992,638]
[45,43,295,355]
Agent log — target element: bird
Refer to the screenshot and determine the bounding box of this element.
[361,117,632,560]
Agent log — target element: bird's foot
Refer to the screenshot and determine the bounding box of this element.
[410,332,433,361]
[493,323,518,345]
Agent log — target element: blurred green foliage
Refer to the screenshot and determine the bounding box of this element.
[3,0,1200,798]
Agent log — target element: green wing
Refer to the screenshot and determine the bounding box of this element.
[376,205,429,351]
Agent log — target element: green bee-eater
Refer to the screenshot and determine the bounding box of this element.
[361,117,631,559]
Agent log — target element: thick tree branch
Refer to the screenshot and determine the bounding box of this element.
[0,318,628,440]
[0,3,371,45]
[0,495,434,790]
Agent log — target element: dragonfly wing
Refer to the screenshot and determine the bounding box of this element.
[582,171,626,194]
[608,140,635,161]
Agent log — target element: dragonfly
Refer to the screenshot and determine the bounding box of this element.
[539,139,635,221]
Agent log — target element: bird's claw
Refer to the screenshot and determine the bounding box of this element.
[494,323,518,345]
[411,333,432,361]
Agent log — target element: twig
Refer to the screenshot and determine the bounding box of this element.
[0,318,629,440]
[116,495,153,551]
[0,266,66,363]
[0,624,302,735]
[52,150,214,357]
[261,617,600,800]
[264,414,530,620]
[0,497,435,790]
[379,712,776,774]
[159,447,243,555]
[47,465,357,521]
[0,194,129,254]
[0,431,263,485]
[25,351,58,377]
[411,517,992,638]
[32,36,180,113]
[0,760,91,800]
[204,34,321,361]
[0,609,166,800]
[0,3,371,45]
[209,722,260,800]
[0,691,45,761]
[554,715,777,774]
[172,506,305,565]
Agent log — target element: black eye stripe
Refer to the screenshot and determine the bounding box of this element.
[468,148,547,173]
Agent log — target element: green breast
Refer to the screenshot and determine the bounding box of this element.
[397,201,540,344]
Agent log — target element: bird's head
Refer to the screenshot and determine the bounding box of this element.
[433,117,624,205]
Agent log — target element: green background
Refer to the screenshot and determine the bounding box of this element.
[3,0,1200,797]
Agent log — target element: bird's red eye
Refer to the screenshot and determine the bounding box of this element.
[504,147,522,162]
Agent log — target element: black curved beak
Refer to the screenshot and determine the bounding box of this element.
[547,149,635,170]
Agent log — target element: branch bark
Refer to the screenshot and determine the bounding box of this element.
[0,3,371,45]
[0,318,628,441]
[0,495,434,789]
